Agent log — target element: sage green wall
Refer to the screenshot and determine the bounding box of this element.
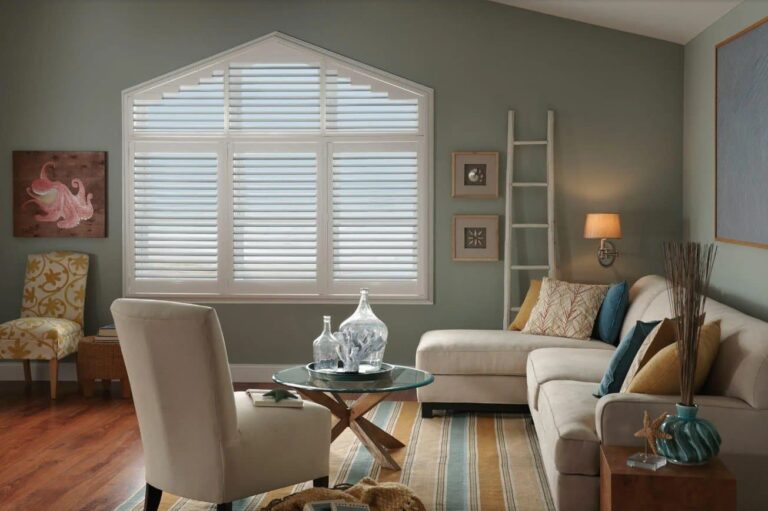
[684,0,768,320]
[0,0,682,366]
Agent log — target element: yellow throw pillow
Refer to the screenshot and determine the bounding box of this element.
[508,280,542,330]
[627,320,721,395]
[620,318,677,392]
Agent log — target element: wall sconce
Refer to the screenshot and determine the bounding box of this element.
[584,213,622,267]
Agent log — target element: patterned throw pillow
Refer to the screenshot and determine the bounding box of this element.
[522,278,608,339]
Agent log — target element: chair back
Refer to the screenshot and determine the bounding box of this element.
[110,298,238,494]
[21,251,89,326]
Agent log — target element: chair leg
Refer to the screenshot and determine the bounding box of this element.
[49,359,59,399]
[216,504,232,511]
[313,476,329,488]
[23,360,32,385]
[144,483,162,511]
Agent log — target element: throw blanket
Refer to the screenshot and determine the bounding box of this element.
[263,477,426,511]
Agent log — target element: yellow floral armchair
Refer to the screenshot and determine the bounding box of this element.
[0,252,89,398]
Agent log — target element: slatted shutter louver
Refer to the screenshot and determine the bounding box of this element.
[133,152,218,280]
[331,151,419,282]
[326,69,419,132]
[233,152,318,281]
[229,63,321,131]
[133,71,225,132]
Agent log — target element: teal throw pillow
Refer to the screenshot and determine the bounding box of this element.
[595,320,660,397]
[593,281,629,345]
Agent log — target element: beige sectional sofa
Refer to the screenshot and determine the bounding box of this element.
[416,275,768,511]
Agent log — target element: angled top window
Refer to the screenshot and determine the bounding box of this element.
[123,33,433,302]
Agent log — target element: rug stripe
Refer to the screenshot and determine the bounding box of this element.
[378,401,418,483]
[477,414,504,510]
[401,407,443,509]
[343,400,397,484]
[444,414,469,509]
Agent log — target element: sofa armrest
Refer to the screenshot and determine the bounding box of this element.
[596,393,758,450]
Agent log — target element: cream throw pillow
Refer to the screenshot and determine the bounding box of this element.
[522,278,608,339]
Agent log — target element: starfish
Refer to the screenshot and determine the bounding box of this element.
[634,411,672,456]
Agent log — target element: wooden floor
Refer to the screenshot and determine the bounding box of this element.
[0,380,416,510]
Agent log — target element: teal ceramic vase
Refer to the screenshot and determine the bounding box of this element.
[656,404,721,465]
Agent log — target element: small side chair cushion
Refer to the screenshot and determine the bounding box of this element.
[523,278,608,339]
[620,318,677,392]
[0,317,81,360]
[595,320,660,397]
[21,252,89,326]
[592,281,629,345]
[508,279,542,331]
[627,320,721,395]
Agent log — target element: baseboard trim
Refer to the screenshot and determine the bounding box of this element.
[0,361,293,383]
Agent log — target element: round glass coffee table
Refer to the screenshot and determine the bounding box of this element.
[273,365,433,470]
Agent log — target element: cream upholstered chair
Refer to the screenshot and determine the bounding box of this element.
[0,251,89,399]
[111,298,331,511]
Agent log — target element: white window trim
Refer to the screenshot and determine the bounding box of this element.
[121,32,434,304]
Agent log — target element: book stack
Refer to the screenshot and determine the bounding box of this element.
[245,389,304,408]
[95,324,119,343]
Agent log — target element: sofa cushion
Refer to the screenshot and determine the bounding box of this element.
[527,348,614,410]
[620,318,677,392]
[537,380,601,476]
[416,329,613,376]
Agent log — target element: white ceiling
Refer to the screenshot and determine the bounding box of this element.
[489,0,742,44]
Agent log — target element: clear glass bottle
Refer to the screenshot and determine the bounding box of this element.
[339,289,388,372]
[313,316,339,371]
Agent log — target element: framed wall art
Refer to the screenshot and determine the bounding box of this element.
[716,16,768,248]
[13,151,107,238]
[452,215,499,261]
[452,152,499,198]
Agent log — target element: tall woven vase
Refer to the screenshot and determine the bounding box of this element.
[656,404,721,465]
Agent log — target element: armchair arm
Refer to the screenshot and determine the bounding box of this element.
[596,393,760,451]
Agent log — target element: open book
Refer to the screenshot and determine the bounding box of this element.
[245,389,303,408]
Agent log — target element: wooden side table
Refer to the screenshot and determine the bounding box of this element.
[600,445,736,511]
[77,336,131,399]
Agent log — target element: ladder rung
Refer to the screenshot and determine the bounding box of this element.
[512,182,547,187]
[509,307,521,312]
[511,223,548,228]
[510,265,550,270]
[513,140,547,146]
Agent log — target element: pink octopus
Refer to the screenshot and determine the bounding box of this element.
[23,161,94,229]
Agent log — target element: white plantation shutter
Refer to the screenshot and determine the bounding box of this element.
[232,146,318,293]
[132,71,225,132]
[124,34,432,301]
[129,144,221,294]
[229,63,321,131]
[329,143,426,297]
[326,68,419,132]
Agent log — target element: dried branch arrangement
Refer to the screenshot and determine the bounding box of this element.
[662,241,717,406]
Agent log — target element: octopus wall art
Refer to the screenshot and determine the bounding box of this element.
[13,151,106,238]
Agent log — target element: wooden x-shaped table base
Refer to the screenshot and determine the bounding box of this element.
[297,389,405,470]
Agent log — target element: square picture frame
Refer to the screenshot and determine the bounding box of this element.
[452,215,499,261]
[452,152,499,198]
[13,150,107,238]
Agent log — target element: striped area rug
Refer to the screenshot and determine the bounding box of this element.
[116,402,554,511]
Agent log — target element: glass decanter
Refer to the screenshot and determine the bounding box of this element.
[312,316,339,371]
[338,289,388,372]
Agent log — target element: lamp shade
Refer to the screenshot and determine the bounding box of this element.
[584,213,622,239]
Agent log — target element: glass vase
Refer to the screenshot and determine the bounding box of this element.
[312,316,339,371]
[656,403,721,465]
[338,289,388,372]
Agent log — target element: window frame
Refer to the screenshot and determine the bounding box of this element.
[122,32,434,304]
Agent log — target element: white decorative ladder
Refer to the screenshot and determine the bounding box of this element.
[503,110,557,328]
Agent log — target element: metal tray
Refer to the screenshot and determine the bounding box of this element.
[306,362,394,381]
